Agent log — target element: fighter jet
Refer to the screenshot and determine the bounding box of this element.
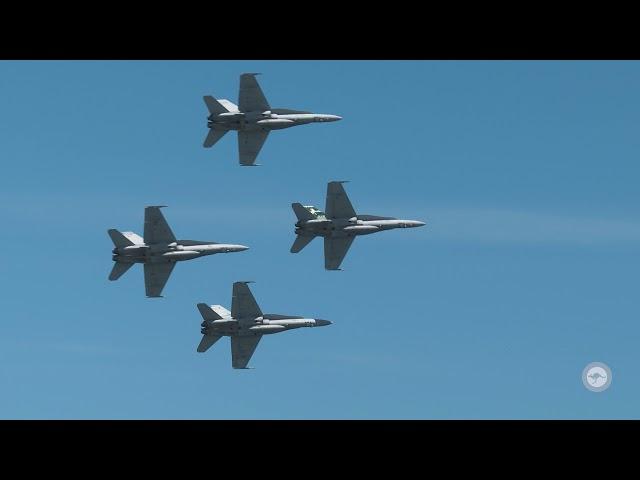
[202,73,342,166]
[291,181,426,270]
[108,206,249,297]
[197,281,332,369]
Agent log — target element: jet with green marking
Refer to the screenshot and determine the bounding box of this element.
[291,181,426,270]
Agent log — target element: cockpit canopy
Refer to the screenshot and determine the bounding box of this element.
[356,214,396,221]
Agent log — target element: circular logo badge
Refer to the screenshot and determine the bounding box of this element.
[582,362,612,392]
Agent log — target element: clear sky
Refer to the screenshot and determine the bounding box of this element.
[1,60,639,419]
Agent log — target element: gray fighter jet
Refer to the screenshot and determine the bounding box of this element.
[291,181,426,270]
[197,281,332,369]
[108,206,248,297]
[203,73,342,166]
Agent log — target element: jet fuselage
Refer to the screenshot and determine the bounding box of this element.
[201,315,332,337]
[207,111,342,131]
[112,242,248,264]
[295,216,426,239]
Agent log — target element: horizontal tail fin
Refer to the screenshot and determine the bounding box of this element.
[218,99,239,112]
[197,334,222,353]
[108,261,133,281]
[211,305,232,318]
[108,229,134,248]
[203,95,230,115]
[292,203,316,222]
[197,303,224,322]
[290,235,315,253]
[203,128,228,148]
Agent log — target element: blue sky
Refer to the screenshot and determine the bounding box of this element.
[0,60,639,418]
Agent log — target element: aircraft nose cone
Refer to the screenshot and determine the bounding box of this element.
[400,220,426,228]
[225,244,249,252]
[315,319,332,327]
[330,115,342,121]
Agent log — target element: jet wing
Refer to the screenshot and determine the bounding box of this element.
[231,282,263,319]
[144,262,176,297]
[144,206,176,245]
[231,335,262,369]
[238,130,269,166]
[203,128,228,148]
[324,236,355,270]
[238,73,270,112]
[325,181,357,219]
